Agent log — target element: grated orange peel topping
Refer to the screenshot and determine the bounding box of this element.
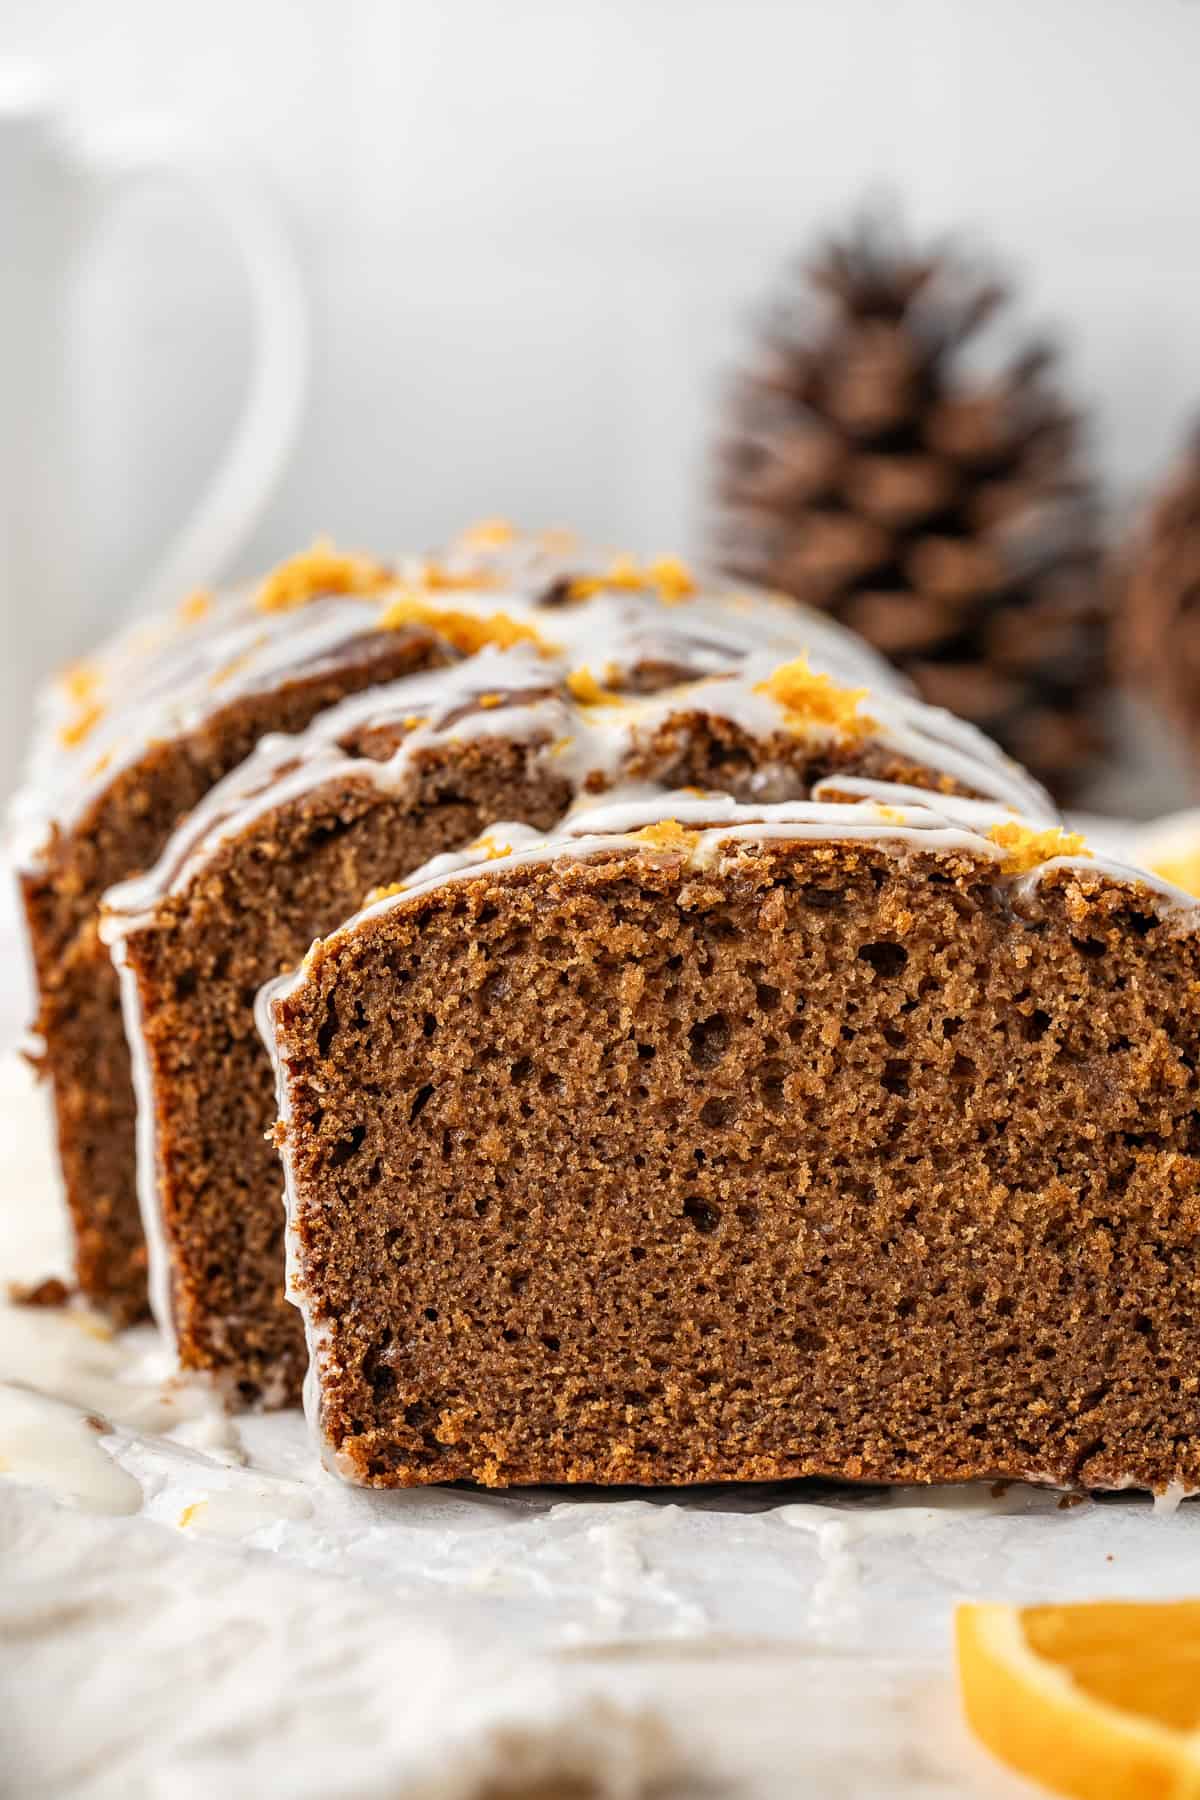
[376,594,552,656]
[457,517,515,550]
[631,819,700,853]
[58,699,105,749]
[957,1597,1200,1800]
[754,655,874,738]
[254,537,393,613]
[59,659,99,707]
[177,587,213,624]
[471,831,514,860]
[989,822,1091,874]
[567,553,698,604]
[363,881,407,907]
[565,666,626,707]
[645,555,697,602]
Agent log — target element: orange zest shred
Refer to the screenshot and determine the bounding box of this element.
[646,555,697,602]
[754,655,874,738]
[376,594,552,656]
[631,819,699,853]
[417,559,503,592]
[473,832,513,860]
[989,822,1091,874]
[458,517,514,549]
[565,666,626,707]
[58,700,104,749]
[177,587,213,624]
[567,553,698,604]
[177,1502,206,1529]
[477,693,504,709]
[59,659,99,706]
[209,651,255,689]
[254,537,393,613]
[363,881,406,906]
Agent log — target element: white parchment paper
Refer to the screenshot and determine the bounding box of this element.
[2,1050,1194,1800]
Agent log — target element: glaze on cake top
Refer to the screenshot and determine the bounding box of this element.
[100,539,1051,942]
[14,522,903,870]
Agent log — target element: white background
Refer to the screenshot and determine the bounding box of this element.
[5,0,1200,664]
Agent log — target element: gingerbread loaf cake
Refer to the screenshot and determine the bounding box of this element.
[101,574,1041,1404]
[15,524,836,1324]
[262,794,1200,1494]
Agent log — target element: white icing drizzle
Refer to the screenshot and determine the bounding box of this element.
[10,529,899,873]
[110,930,180,1354]
[102,635,1049,948]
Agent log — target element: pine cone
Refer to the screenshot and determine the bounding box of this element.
[712,212,1109,800]
[1118,428,1200,772]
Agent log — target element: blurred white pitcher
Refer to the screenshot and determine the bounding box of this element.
[0,72,308,789]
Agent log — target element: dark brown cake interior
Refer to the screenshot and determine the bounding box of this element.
[274,843,1200,1490]
[121,741,572,1400]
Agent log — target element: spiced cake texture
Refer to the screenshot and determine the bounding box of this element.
[17,525,862,1324]
[263,797,1200,1494]
[101,597,1039,1406]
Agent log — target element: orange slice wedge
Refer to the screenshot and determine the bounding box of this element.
[956,1600,1200,1799]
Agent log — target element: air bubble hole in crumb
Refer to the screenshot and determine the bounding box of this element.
[688,1013,730,1067]
[858,941,908,979]
[328,1124,366,1167]
[881,1059,910,1096]
[683,1195,720,1234]
[317,999,338,1057]
[700,1096,735,1128]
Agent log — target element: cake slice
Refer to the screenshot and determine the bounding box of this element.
[261,794,1200,1492]
[103,625,1035,1403]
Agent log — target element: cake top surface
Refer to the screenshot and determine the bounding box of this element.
[94,525,1054,936]
[13,523,900,868]
[100,622,1051,939]
[256,782,1200,1032]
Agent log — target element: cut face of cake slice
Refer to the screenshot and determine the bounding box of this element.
[102,624,1036,1405]
[261,795,1200,1491]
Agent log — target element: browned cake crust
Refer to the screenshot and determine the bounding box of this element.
[269,842,1200,1492]
[21,631,444,1322]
